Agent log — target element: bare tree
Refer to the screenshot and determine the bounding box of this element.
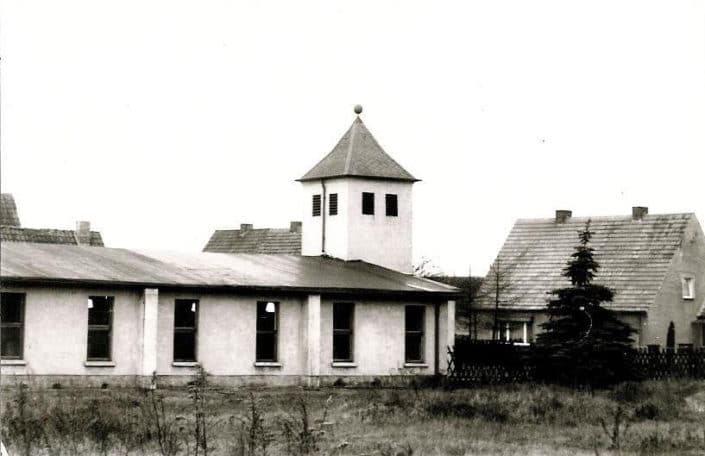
[477,258,515,341]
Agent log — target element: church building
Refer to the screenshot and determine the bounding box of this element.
[0,108,458,387]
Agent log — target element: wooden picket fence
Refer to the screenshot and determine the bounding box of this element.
[447,338,705,385]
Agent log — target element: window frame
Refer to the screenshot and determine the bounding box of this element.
[682,277,695,300]
[173,299,199,362]
[332,302,354,362]
[1,292,25,360]
[497,320,531,345]
[329,193,338,216]
[256,301,279,362]
[312,194,321,217]
[385,194,398,217]
[87,296,114,362]
[404,305,425,364]
[362,192,375,215]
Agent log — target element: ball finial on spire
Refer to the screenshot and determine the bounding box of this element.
[354,104,363,115]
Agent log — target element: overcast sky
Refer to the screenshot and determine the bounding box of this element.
[1,1,704,276]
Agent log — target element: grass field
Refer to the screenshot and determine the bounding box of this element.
[2,377,705,455]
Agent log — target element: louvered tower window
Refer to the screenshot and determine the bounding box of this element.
[312,195,321,216]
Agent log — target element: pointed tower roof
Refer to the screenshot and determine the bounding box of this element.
[298,115,419,182]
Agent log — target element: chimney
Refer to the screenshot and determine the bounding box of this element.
[555,210,572,224]
[75,221,91,245]
[632,206,648,221]
[240,223,253,231]
[290,221,302,233]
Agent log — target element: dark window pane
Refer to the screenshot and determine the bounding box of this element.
[329,193,338,216]
[385,194,398,216]
[312,194,321,216]
[173,331,196,361]
[405,333,423,362]
[257,302,277,331]
[1,327,22,358]
[175,300,197,327]
[405,306,425,332]
[1,293,23,323]
[362,192,374,215]
[256,333,277,361]
[333,334,352,361]
[88,297,112,325]
[87,330,111,360]
[333,303,353,330]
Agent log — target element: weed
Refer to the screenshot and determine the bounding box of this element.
[598,406,631,450]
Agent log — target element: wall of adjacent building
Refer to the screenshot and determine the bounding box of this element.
[641,217,705,347]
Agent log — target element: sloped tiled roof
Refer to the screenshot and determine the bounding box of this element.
[204,227,301,254]
[1,194,21,227]
[476,213,696,312]
[0,226,104,246]
[298,117,419,182]
[0,242,459,298]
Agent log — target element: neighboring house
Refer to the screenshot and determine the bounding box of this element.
[0,110,458,387]
[474,208,705,348]
[432,276,483,336]
[204,222,302,254]
[0,194,104,247]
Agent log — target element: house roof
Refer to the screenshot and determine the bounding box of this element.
[204,227,301,254]
[1,194,21,227]
[0,242,458,298]
[1,226,104,246]
[475,213,696,313]
[298,117,419,182]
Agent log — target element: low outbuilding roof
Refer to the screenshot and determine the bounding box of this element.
[475,213,697,313]
[0,242,458,298]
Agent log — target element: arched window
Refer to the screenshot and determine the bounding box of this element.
[666,322,676,350]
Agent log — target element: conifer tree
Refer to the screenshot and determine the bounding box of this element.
[536,220,636,387]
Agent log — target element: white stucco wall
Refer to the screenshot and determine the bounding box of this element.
[1,285,451,383]
[301,177,414,273]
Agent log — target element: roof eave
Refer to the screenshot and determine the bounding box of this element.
[296,174,421,183]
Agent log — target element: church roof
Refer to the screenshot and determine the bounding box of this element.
[298,117,419,182]
[475,212,699,313]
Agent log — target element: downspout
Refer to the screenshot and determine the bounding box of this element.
[321,180,327,255]
[434,302,440,375]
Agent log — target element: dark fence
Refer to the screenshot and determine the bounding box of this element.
[447,337,705,385]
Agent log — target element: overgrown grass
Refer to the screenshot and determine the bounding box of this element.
[2,378,705,455]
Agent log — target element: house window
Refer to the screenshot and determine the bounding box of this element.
[1,293,24,359]
[333,302,354,362]
[498,321,531,345]
[256,301,278,362]
[174,299,198,362]
[87,296,113,361]
[385,194,398,217]
[682,277,695,300]
[362,192,375,215]
[312,194,321,217]
[329,193,338,216]
[405,306,425,363]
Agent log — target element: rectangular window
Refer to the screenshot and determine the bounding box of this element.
[1,293,24,359]
[312,194,321,217]
[683,277,695,300]
[333,302,354,362]
[87,296,113,361]
[329,193,338,216]
[498,321,531,345]
[256,301,278,362]
[405,306,425,363]
[385,194,398,217]
[174,299,198,362]
[362,192,375,215]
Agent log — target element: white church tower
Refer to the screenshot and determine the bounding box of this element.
[298,106,419,274]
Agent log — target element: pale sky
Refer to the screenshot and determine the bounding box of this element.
[1,1,704,276]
